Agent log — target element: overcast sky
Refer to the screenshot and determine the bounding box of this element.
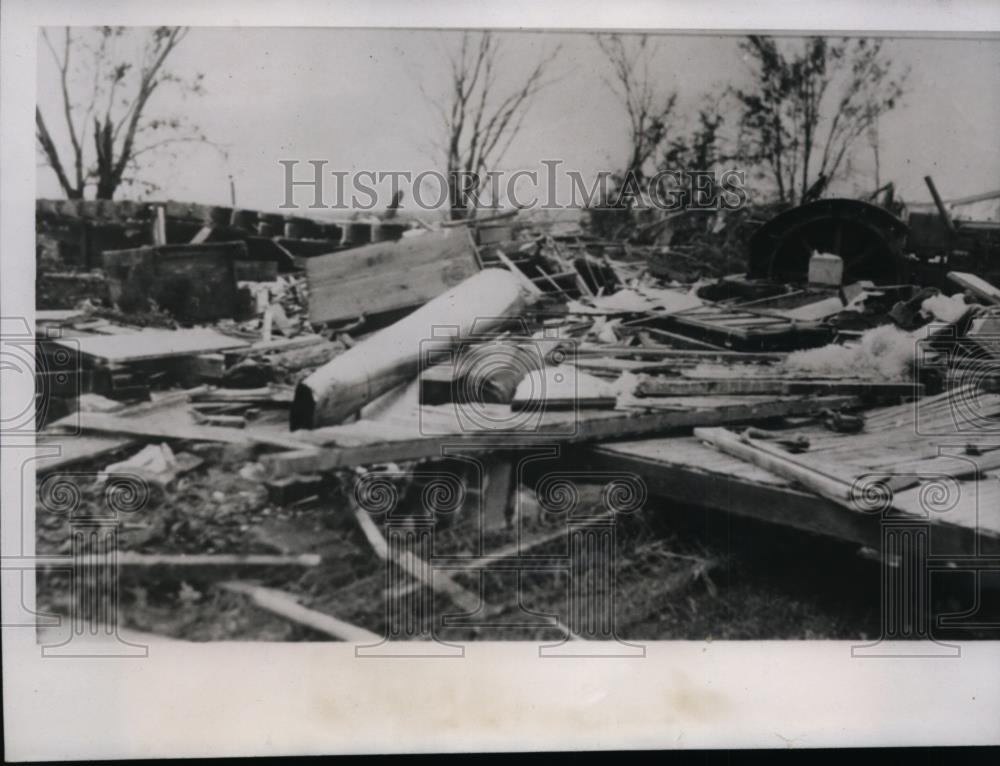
[35,28,1000,215]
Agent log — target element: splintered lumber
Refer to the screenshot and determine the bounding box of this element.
[292,268,526,429]
[224,334,327,363]
[305,227,482,324]
[948,271,1000,305]
[220,582,379,642]
[51,328,248,365]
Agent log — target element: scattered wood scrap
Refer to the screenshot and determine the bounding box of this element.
[351,506,482,615]
[219,582,379,642]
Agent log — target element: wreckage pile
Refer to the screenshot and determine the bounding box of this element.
[34,195,1000,641]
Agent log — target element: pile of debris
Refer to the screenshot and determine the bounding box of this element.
[34,195,1000,642]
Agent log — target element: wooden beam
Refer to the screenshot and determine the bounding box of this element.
[70,411,316,452]
[51,328,247,365]
[36,552,321,581]
[948,271,1000,305]
[636,378,921,399]
[292,269,526,429]
[693,426,859,509]
[220,582,380,642]
[588,442,884,549]
[267,395,860,474]
[352,507,482,614]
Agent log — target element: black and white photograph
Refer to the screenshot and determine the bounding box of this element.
[3,0,1000,757]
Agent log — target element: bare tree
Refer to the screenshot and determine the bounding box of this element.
[733,36,908,204]
[36,26,213,200]
[596,34,678,185]
[423,32,560,220]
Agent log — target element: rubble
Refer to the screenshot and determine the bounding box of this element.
[32,192,1000,642]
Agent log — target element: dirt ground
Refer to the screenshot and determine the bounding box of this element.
[35,444,999,644]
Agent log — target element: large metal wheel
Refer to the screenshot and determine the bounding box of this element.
[748,199,909,284]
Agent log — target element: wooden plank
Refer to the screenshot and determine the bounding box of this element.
[481,459,515,530]
[36,552,321,579]
[35,434,136,473]
[52,329,247,365]
[220,582,380,642]
[693,427,860,508]
[948,271,1000,305]
[590,445,885,546]
[71,411,316,452]
[306,228,481,324]
[267,395,859,474]
[574,345,785,362]
[588,439,999,554]
[636,378,921,399]
[224,334,327,363]
[636,327,731,351]
[352,507,482,614]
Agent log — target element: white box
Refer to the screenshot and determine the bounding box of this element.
[808,252,843,286]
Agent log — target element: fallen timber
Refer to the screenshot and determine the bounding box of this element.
[292,268,527,430]
[266,394,860,474]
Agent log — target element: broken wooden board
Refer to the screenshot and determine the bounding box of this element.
[69,411,315,452]
[591,384,1000,554]
[219,582,379,642]
[36,433,137,474]
[36,389,215,472]
[635,377,921,399]
[948,271,1000,305]
[305,227,481,324]
[50,328,248,365]
[589,436,1000,556]
[266,394,859,474]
